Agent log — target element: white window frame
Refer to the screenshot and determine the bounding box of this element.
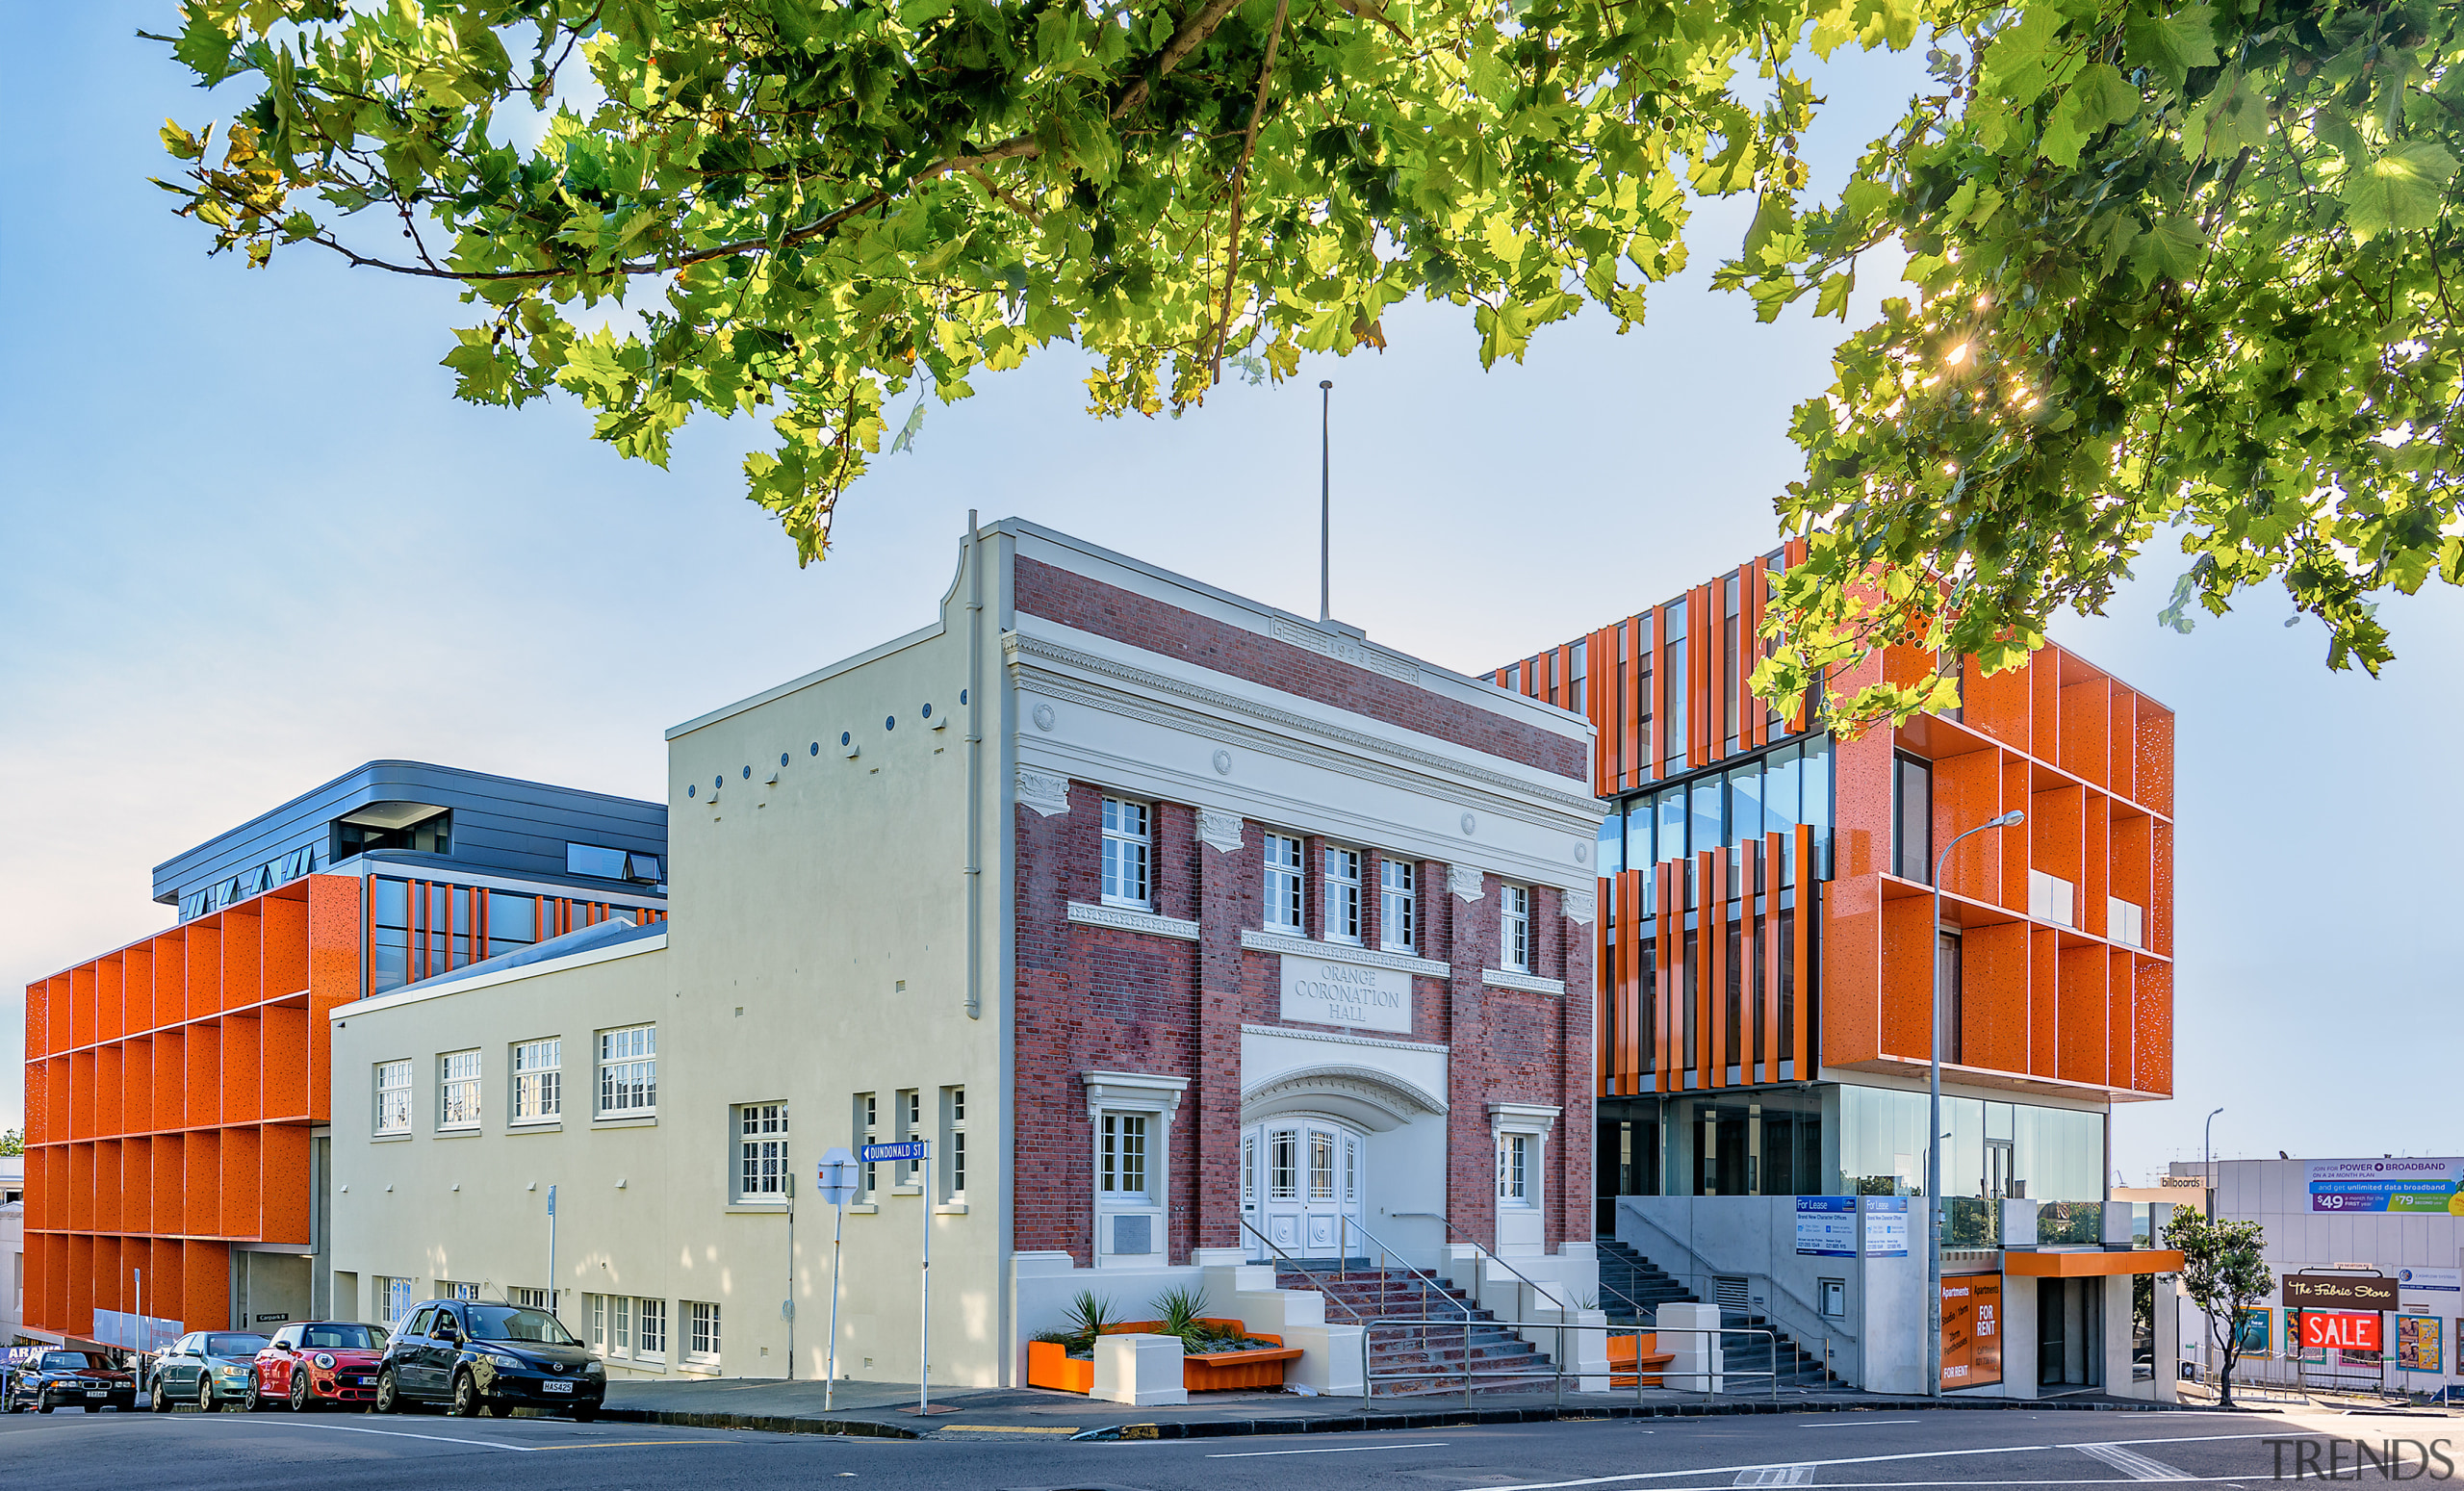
[376,1275,414,1326]
[1263,834,1303,933]
[895,1088,923,1189]
[685,1301,721,1366]
[1497,1132,1533,1207]
[1082,1071,1186,1268]
[1100,796,1152,910]
[1500,884,1532,972]
[597,1024,656,1117]
[1324,846,1363,943]
[507,1287,552,1310]
[635,1297,667,1363]
[942,1086,968,1202]
[1379,858,1417,953]
[856,1092,879,1199]
[734,1101,789,1203]
[437,1050,481,1131]
[510,1039,560,1124]
[374,1060,413,1136]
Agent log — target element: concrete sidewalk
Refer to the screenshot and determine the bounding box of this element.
[599,1375,2195,1440]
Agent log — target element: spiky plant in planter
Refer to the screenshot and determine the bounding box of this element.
[1030,1290,1120,1359]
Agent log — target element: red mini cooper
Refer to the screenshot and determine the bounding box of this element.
[250,1322,388,1411]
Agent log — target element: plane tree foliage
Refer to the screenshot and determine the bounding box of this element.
[152,0,2464,727]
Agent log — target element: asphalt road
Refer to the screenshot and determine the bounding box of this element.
[0,1401,2426,1489]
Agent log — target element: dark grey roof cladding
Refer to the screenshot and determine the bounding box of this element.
[152,760,667,908]
[398,915,663,993]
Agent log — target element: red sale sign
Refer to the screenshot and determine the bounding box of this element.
[2300,1310,2382,1352]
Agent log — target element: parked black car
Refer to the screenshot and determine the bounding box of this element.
[374,1300,603,1420]
[7,1349,137,1413]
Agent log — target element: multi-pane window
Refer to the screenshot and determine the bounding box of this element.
[1308,1131,1336,1200]
[438,1051,482,1129]
[1263,834,1303,933]
[377,1275,414,1325]
[1268,1129,1298,1199]
[856,1093,880,1197]
[686,1301,721,1364]
[901,1089,924,1185]
[1098,1114,1149,1200]
[374,1060,413,1135]
[598,1025,656,1115]
[636,1298,667,1360]
[1243,1134,1257,1205]
[1498,1133,1532,1205]
[1345,1134,1359,1203]
[2108,896,2145,948]
[943,1087,968,1200]
[1100,797,1151,908]
[1324,848,1362,942]
[1501,885,1531,972]
[511,1040,560,1123]
[735,1102,789,1200]
[1379,859,1416,952]
[508,1287,552,1311]
[440,1279,480,1301]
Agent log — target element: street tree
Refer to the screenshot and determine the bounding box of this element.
[2164,1206,2272,1408]
[150,1,2464,726]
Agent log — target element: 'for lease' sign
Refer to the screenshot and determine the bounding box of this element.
[1279,955,1414,1034]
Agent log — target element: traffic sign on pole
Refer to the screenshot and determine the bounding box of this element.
[816,1147,860,1207]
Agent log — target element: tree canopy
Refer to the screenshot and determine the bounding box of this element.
[2165,1206,2272,1408]
[153,0,2464,727]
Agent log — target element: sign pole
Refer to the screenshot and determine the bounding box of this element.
[827,1190,843,1410]
[920,1146,932,1418]
[786,1172,797,1381]
[547,1185,558,1321]
[816,1146,860,1412]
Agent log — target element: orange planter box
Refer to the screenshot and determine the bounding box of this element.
[1025,1320,1301,1394]
[1608,1331,1672,1388]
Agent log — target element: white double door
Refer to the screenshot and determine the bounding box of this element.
[1242,1118,1365,1260]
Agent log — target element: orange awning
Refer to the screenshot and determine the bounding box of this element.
[2004,1249,2183,1277]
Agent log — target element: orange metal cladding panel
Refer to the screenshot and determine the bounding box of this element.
[306,874,361,1118]
[70,1049,95,1143]
[1621,617,1644,792]
[1964,922,2030,1072]
[2107,948,2134,1091]
[1763,833,1784,1083]
[262,1123,312,1245]
[1879,895,1933,1062]
[1693,586,1717,766]
[190,916,224,1018]
[2149,818,2174,960]
[1586,627,1615,795]
[226,903,264,1013]
[1555,644,1574,711]
[2133,955,2173,1095]
[1616,871,1642,1092]
[68,1235,94,1337]
[265,1005,311,1119]
[2007,1248,2185,1278]
[183,1240,228,1331]
[2060,671,2111,789]
[185,1129,221,1241]
[124,1134,151,1236]
[1819,866,1883,1067]
[2055,943,2108,1087]
[2000,757,2033,911]
[152,1114,184,1238]
[1746,562,1770,752]
[2139,703,2175,818]
[100,955,125,1044]
[186,1017,219,1130]
[224,1012,264,1124]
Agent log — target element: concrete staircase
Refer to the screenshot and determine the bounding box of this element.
[1595,1238,1838,1389]
[1275,1263,1555,1397]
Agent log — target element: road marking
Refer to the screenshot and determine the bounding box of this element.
[2076,1443,2194,1480]
[1205,1442,1453,1459]
[943,1425,1083,1433]
[196,1419,711,1454]
[1466,1428,2331,1491]
[1799,1420,1919,1428]
[1734,1466,1814,1486]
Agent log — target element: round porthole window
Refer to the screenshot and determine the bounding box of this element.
[781,752,790,767]
[810,742,819,756]
[885,715,896,731]
[960,688,968,706]
[714,775,723,791]
[840,731,852,747]
[687,784,696,798]
[743,765,752,780]
[921,702,933,719]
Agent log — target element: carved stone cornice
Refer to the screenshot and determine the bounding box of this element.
[1066,902,1201,941]
[1481,968,1567,997]
[1238,928,1450,980]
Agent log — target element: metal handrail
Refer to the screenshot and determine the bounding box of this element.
[1397,1209,1655,1325]
[1615,1198,1859,1348]
[1234,1217,1372,1326]
[1357,1317,1785,1406]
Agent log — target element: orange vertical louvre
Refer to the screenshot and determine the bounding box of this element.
[1554,643,1574,713]
[1761,831,1784,1084]
[1649,604,1670,779]
[1585,627,1614,797]
[1739,562,1765,752]
[1792,822,1814,1072]
[1617,869,1643,1093]
[1619,617,1642,794]
[1654,861,1675,1093]
[1696,849,1719,1089]
[1700,584,1722,769]
[1780,538,1812,733]
[1690,587,1715,766]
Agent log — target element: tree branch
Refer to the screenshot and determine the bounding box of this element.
[1209,0,1293,385]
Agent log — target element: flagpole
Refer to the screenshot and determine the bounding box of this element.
[1319,378,1332,623]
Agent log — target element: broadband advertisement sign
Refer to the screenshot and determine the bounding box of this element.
[2305,1158,2464,1215]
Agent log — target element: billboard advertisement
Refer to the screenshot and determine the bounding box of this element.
[2302,1310,2383,1353]
[2399,1316,2444,1375]
[1941,1274,2004,1390]
[2306,1158,2464,1215]
[1796,1196,1858,1257]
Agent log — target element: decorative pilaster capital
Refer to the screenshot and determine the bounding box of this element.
[1196,808,1245,855]
[1448,863,1486,902]
[1564,886,1597,926]
[1015,766,1071,818]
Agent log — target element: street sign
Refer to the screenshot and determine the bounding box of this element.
[861,1141,927,1163]
[547,1184,556,1217]
[816,1147,860,1207]
[2284,1272,2397,1310]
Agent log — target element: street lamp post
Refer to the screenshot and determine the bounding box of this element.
[2203,1108,2224,1203]
[1928,808,2025,1400]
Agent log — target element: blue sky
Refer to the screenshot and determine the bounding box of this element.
[5,8,2457,1181]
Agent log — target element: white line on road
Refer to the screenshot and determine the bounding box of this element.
[1205,1442,1453,1459]
[1466,1428,2327,1491]
[1733,1465,1815,1485]
[226,1420,545,1452]
[2075,1443,2194,1480]
[1800,1421,1920,1428]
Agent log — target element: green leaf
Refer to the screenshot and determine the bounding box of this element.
[2183,65,2270,162]
[2040,64,2140,168]
[2123,4,2216,89]
[2342,141,2459,241]
[1980,7,2066,107]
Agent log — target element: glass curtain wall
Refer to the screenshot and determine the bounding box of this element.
[1835,1086,2105,1200]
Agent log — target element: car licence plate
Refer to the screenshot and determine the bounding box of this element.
[87,1390,109,1399]
[354,1376,375,1385]
[541,1379,574,1394]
